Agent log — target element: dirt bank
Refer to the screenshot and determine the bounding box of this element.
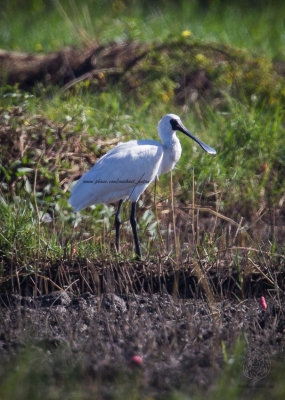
[1,291,284,397]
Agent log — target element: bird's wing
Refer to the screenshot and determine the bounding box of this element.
[69,141,163,211]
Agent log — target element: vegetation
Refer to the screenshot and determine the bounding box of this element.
[0,0,285,399]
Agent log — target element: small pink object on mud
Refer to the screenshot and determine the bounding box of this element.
[131,355,143,366]
[72,247,77,254]
[260,296,267,310]
[262,163,268,171]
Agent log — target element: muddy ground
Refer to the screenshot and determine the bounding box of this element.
[1,290,284,397]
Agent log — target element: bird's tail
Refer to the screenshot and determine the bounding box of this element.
[68,180,97,212]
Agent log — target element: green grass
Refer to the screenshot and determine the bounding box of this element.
[1,0,285,60]
[0,61,284,286]
[0,338,285,400]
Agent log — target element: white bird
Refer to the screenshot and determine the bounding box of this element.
[69,114,216,257]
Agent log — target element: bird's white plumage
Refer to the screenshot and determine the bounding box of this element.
[69,114,214,212]
[69,139,164,211]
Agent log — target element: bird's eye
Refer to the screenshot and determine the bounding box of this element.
[170,119,179,130]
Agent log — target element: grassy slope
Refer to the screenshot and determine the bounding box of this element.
[1,0,285,60]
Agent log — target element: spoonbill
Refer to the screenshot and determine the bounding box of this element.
[69,114,216,257]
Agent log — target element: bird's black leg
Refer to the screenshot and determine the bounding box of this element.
[130,201,141,259]
[115,199,123,252]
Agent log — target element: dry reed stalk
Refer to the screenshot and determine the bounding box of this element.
[154,177,166,253]
[170,171,180,297]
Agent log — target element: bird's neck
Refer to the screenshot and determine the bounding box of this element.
[159,133,182,175]
[162,132,179,148]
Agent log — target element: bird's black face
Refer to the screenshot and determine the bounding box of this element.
[170,118,216,155]
[170,118,181,131]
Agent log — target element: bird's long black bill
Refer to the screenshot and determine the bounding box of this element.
[177,123,216,155]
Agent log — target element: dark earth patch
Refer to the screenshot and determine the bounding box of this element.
[1,291,284,397]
